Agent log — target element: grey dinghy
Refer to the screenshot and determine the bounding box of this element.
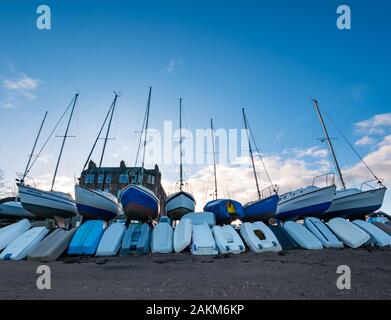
[304,217,343,249]
[28,228,77,262]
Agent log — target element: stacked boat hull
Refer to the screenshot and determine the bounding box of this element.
[120,185,159,222]
[243,194,279,223]
[19,185,78,219]
[165,191,195,221]
[204,199,244,225]
[75,185,122,221]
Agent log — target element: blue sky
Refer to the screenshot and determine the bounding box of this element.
[0,0,390,211]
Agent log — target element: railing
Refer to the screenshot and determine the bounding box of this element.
[261,184,279,199]
[360,178,385,191]
[312,173,335,187]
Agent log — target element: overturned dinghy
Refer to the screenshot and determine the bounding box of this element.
[28,228,76,261]
[96,222,126,256]
[191,223,218,255]
[269,225,298,250]
[121,223,151,255]
[328,218,370,248]
[353,220,391,247]
[240,222,281,253]
[0,219,31,251]
[283,221,323,250]
[212,225,245,254]
[173,219,192,253]
[181,212,216,227]
[373,222,391,236]
[68,220,106,255]
[151,217,174,254]
[304,217,344,249]
[0,227,49,260]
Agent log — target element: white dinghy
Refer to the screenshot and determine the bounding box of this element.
[283,221,323,250]
[0,219,31,251]
[240,222,282,253]
[304,217,344,249]
[353,220,391,247]
[0,227,49,260]
[151,216,174,254]
[191,223,218,255]
[212,225,245,254]
[328,218,371,248]
[173,219,192,253]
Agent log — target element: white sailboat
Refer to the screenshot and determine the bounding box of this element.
[165,98,195,220]
[75,93,122,221]
[311,99,387,221]
[19,93,80,222]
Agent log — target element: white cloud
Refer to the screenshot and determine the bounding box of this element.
[355,113,391,135]
[3,75,40,90]
[167,59,175,73]
[29,174,75,196]
[355,135,375,147]
[283,146,328,159]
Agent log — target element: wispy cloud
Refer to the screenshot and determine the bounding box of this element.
[3,75,40,90]
[166,58,182,73]
[354,113,391,135]
[351,84,369,101]
[355,135,375,147]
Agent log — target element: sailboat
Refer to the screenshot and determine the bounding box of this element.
[203,119,244,225]
[75,93,123,221]
[311,99,387,221]
[165,98,196,220]
[19,93,79,221]
[0,112,48,220]
[120,87,160,222]
[241,108,279,223]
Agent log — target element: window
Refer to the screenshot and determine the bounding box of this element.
[119,174,129,184]
[89,174,95,183]
[85,174,95,184]
[147,175,155,185]
[106,174,112,184]
[98,174,104,184]
[131,174,138,184]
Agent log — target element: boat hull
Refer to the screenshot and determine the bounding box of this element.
[275,186,336,221]
[165,191,195,220]
[203,199,244,225]
[120,185,159,222]
[0,201,36,220]
[243,194,279,223]
[322,187,387,221]
[19,185,78,219]
[75,185,122,221]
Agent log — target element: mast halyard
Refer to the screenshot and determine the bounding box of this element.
[210,118,218,200]
[99,93,118,169]
[312,98,346,190]
[140,86,152,184]
[179,98,184,191]
[242,108,261,199]
[51,92,79,191]
[21,111,48,183]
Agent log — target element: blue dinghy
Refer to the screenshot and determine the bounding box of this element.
[353,220,391,247]
[203,199,244,225]
[268,225,298,250]
[96,222,126,256]
[283,221,323,250]
[304,217,344,249]
[120,223,151,255]
[68,220,106,255]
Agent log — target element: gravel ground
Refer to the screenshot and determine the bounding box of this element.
[0,247,390,300]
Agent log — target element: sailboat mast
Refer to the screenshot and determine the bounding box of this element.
[22,111,48,183]
[51,93,79,191]
[210,118,218,200]
[312,98,346,190]
[99,93,118,169]
[242,108,261,199]
[179,98,184,191]
[141,86,152,182]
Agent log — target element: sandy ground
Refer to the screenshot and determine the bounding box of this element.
[0,247,390,300]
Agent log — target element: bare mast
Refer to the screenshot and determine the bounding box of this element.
[21,111,48,183]
[210,118,218,200]
[242,108,261,199]
[179,98,184,191]
[51,93,79,191]
[140,86,152,184]
[312,98,346,190]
